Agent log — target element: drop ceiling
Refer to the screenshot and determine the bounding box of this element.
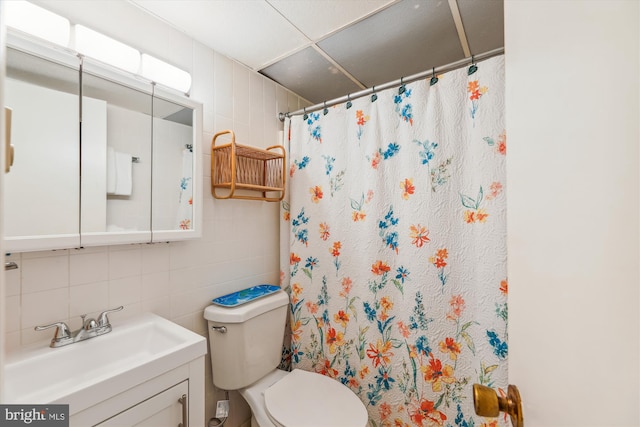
[129,0,504,104]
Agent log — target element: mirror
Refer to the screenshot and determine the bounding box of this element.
[152,95,195,236]
[80,68,153,246]
[3,42,201,252]
[4,47,80,251]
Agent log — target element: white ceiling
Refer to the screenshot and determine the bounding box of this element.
[130,0,504,104]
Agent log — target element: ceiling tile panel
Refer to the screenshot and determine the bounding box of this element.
[317,0,466,88]
[130,0,309,70]
[267,0,396,41]
[457,0,504,55]
[260,47,363,105]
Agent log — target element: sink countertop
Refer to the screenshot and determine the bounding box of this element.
[4,312,207,414]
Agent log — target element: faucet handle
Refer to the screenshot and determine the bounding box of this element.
[97,306,123,327]
[80,314,98,330]
[35,321,72,340]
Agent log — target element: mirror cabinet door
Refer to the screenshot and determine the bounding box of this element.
[151,95,196,240]
[80,70,153,246]
[4,48,80,251]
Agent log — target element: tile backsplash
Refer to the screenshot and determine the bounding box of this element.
[3,7,310,423]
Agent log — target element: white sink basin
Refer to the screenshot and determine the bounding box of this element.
[4,313,206,413]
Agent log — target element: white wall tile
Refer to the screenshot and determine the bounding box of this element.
[21,254,69,294]
[169,267,200,293]
[22,288,69,329]
[142,271,170,300]
[21,327,51,347]
[191,42,215,105]
[5,296,21,333]
[202,152,212,179]
[110,302,142,325]
[141,243,171,274]
[109,276,142,307]
[169,289,194,319]
[214,53,233,120]
[276,86,289,122]
[287,91,299,113]
[141,296,171,319]
[263,78,280,138]
[108,246,142,279]
[233,63,251,126]
[250,73,265,148]
[5,332,21,353]
[70,250,109,286]
[169,241,199,271]
[5,262,21,297]
[70,281,109,317]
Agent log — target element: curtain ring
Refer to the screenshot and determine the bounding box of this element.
[371,85,378,102]
[303,107,308,120]
[399,77,406,95]
[323,101,329,115]
[468,55,478,76]
[346,93,352,109]
[430,67,439,86]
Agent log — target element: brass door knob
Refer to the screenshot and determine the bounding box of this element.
[473,383,523,427]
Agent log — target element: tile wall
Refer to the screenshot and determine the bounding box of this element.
[3,3,311,425]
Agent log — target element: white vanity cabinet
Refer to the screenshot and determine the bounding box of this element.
[71,362,203,427]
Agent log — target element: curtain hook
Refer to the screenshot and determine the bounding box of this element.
[323,101,329,115]
[371,85,378,102]
[399,77,406,95]
[468,54,478,76]
[346,93,352,109]
[430,67,439,86]
[303,107,308,120]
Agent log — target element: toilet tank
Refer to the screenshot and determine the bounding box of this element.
[204,289,289,390]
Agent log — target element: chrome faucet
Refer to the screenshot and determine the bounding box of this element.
[35,306,124,348]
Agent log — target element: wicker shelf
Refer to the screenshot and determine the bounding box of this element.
[211,130,286,201]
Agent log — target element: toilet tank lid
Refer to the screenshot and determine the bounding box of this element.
[204,289,289,323]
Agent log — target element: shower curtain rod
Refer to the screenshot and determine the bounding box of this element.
[278,46,504,121]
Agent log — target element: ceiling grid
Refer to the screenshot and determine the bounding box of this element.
[129,0,504,103]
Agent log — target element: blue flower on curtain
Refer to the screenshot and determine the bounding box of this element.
[394,88,413,125]
[307,112,322,142]
[378,206,400,254]
[414,138,439,165]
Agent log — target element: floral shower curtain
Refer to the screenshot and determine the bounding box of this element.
[280,56,507,427]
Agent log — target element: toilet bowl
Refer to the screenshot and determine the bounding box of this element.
[204,288,368,427]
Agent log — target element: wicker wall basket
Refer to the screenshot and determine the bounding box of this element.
[211,130,286,202]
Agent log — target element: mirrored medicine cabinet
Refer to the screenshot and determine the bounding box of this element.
[3,38,202,252]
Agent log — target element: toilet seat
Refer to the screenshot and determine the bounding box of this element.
[264,369,368,427]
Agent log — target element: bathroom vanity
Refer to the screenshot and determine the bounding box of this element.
[4,313,206,427]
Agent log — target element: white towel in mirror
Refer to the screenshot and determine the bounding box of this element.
[107,147,116,194]
[107,148,133,196]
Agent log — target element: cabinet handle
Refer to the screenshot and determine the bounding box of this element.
[178,394,187,427]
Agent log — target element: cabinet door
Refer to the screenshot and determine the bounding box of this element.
[96,381,188,427]
[80,67,153,247]
[151,92,202,242]
[4,47,81,251]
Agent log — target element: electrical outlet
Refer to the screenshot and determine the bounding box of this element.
[215,400,229,418]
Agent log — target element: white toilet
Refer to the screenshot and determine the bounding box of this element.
[204,289,368,427]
